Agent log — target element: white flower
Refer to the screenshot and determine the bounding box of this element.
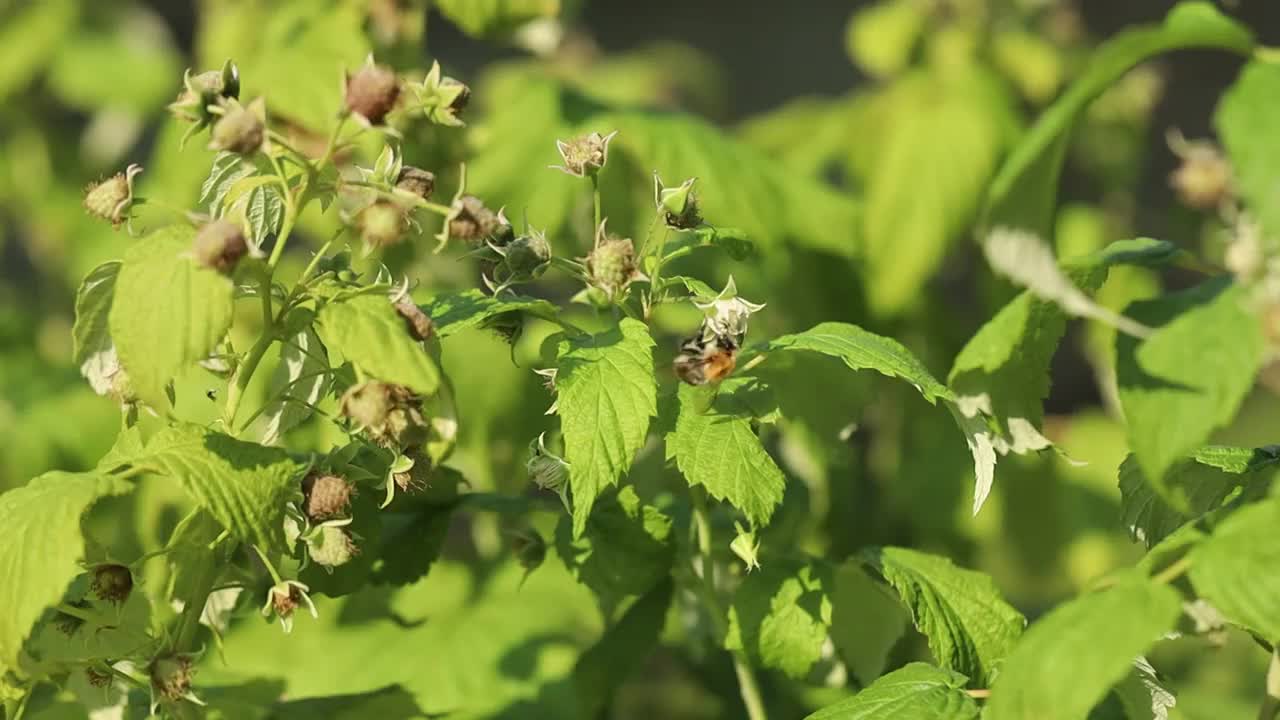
[261,579,318,634]
[693,276,765,341]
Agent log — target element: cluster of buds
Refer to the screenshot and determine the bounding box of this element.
[191,220,249,274]
[345,58,401,126]
[83,164,142,228]
[1167,129,1233,211]
[585,220,646,301]
[261,579,318,634]
[654,174,702,230]
[551,131,617,178]
[407,61,471,127]
[339,380,430,450]
[168,59,240,146]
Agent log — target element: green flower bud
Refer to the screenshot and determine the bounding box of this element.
[192,220,249,273]
[395,166,436,200]
[407,61,470,127]
[168,60,240,146]
[339,381,429,449]
[654,174,702,229]
[503,231,552,277]
[357,200,409,249]
[83,164,142,227]
[306,525,358,569]
[586,222,645,300]
[345,60,400,126]
[90,563,133,604]
[302,473,355,521]
[209,98,266,155]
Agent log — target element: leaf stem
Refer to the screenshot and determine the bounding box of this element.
[690,488,768,720]
[251,544,285,586]
[1152,555,1192,585]
[590,174,602,236]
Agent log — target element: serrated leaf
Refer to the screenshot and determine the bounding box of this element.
[108,225,236,408]
[667,380,786,528]
[985,574,1182,720]
[572,577,672,718]
[1215,60,1280,239]
[862,547,1024,685]
[1116,278,1264,489]
[238,181,285,248]
[0,471,129,671]
[805,662,979,720]
[726,556,833,678]
[554,486,674,614]
[132,423,305,552]
[1188,497,1280,641]
[419,289,558,338]
[316,291,441,396]
[1119,446,1279,548]
[554,318,656,537]
[200,151,252,210]
[1112,657,1176,720]
[262,312,329,445]
[983,2,1253,237]
[766,321,952,403]
[72,260,122,396]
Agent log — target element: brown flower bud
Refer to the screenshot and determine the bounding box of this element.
[192,220,249,273]
[345,62,400,125]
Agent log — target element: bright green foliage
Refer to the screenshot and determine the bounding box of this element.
[668,380,786,528]
[726,556,834,678]
[435,0,568,38]
[985,574,1182,720]
[555,318,657,536]
[261,314,329,444]
[108,225,236,408]
[862,547,1024,685]
[0,472,128,672]
[1116,279,1265,490]
[844,0,928,78]
[805,663,980,720]
[767,322,951,403]
[125,423,305,552]
[572,577,673,716]
[419,288,558,337]
[1189,497,1280,642]
[1216,61,1280,239]
[316,291,441,396]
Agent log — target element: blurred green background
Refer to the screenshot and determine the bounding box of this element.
[3,1,1279,717]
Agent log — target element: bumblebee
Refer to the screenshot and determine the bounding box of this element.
[673,328,739,386]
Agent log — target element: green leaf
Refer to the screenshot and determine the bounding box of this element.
[316,291,441,396]
[1116,278,1264,489]
[572,577,672,717]
[262,311,330,445]
[804,662,980,720]
[554,486,674,613]
[554,318,656,536]
[1215,60,1280,239]
[667,381,786,528]
[434,0,562,38]
[1112,657,1176,720]
[0,471,129,671]
[766,321,952,403]
[201,152,252,211]
[844,0,928,78]
[1119,446,1280,548]
[863,67,1017,315]
[239,181,285,248]
[829,563,909,686]
[369,500,454,587]
[862,547,1024,685]
[108,225,236,408]
[72,260,121,396]
[132,423,306,552]
[983,2,1253,237]
[0,0,75,102]
[419,289,558,338]
[1189,497,1280,641]
[272,685,427,720]
[985,574,1182,720]
[726,556,833,678]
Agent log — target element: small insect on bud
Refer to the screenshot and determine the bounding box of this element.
[90,564,134,604]
[1167,129,1232,211]
[586,221,646,300]
[551,131,618,178]
[148,653,195,703]
[356,200,409,250]
[307,525,359,569]
[209,98,266,155]
[302,473,355,521]
[192,220,249,273]
[394,298,434,341]
[83,164,142,227]
[345,60,400,126]
[395,166,436,200]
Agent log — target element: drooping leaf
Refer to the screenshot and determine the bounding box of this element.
[805,662,980,720]
[862,547,1024,685]
[72,260,122,396]
[554,318,656,536]
[1215,60,1280,239]
[108,225,236,408]
[1119,446,1280,548]
[261,311,330,445]
[555,486,674,613]
[667,380,785,528]
[726,556,834,679]
[130,423,306,552]
[982,2,1253,237]
[419,289,558,338]
[0,472,129,672]
[1116,278,1264,490]
[985,574,1182,720]
[316,291,441,396]
[572,577,672,717]
[1188,497,1280,642]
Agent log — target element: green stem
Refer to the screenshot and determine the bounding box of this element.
[251,545,285,586]
[172,548,221,651]
[690,488,768,720]
[1152,554,1192,585]
[590,174,602,236]
[224,270,279,430]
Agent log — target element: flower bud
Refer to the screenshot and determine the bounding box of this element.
[526,433,570,511]
[90,564,133,604]
[168,60,240,145]
[586,223,645,300]
[1168,130,1232,211]
[261,579,317,633]
[730,522,761,572]
[345,61,400,125]
[302,473,355,521]
[654,174,702,229]
[393,298,434,341]
[148,653,195,703]
[209,98,266,155]
[510,529,547,572]
[447,195,507,245]
[83,164,142,227]
[339,381,429,449]
[395,166,436,200]
[408,61,470,127]
[356,200,409,249]
[503,231,553,277]
[552,131,617,178]
[192,220,249,273]
[306,525,358,569]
